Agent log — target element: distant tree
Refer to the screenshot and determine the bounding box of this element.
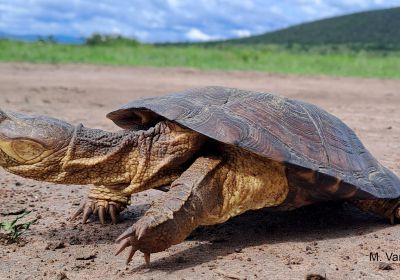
[46,35,56,44]
[85,33,104,45]
[37,36,46,43]
[85,33,140,46]
[37,35,56,44]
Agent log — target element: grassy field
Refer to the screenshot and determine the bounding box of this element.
[1,40,400,78]
[231,7,400,46]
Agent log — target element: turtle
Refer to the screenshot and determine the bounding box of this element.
[0,86,399,266]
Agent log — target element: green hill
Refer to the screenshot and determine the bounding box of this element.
[228,7,400,47]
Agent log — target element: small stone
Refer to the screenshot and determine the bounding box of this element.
[234,248,242,253]
[45,241,65,250]
[378,262,394,270]
[306,274,326,280]
[285,256,303,265]
[75,251,98,260]
[56,271,69,280]
[72,200,81,206]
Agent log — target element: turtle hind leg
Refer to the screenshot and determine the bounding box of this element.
[351,199,400,224]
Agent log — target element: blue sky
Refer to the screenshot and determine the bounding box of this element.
[0,0,398,42]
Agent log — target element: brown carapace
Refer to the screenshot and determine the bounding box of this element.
[108,86,400,204]
[0,86,399,267]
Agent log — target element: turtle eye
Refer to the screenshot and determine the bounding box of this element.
[11,140,45,161]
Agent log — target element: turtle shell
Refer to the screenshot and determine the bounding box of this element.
[107,86,400,200]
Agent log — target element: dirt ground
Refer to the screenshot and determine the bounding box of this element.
[0,63,399,280]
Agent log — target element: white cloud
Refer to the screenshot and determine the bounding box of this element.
[232,29,251,38]
[0,0,398,42]
[186,28,219,41]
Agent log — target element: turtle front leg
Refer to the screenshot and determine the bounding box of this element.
[351,199,400,224]
[115,156,223,265]
[70,185,131,224]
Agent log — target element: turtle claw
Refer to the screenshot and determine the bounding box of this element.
[115,218,171,266]
[115,224,147,265]
[82,204,93,224]
[98,206,106,225]
[70,198,125,224]
[136,226,147,240]
[115,235,151,266]
[115,237,139,265]
[115,238,132,256]
[116,226,135,242]
[127,246,138,265]
[70,203,84,221]
[110,204,118,224]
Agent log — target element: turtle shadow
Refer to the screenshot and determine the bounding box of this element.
[35,201,392,271]
[138,202,391,271]
[32,203,151,246]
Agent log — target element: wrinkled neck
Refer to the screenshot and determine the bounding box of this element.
[57,124,139,186]
[34,121,204,193]
[67,124,139,162]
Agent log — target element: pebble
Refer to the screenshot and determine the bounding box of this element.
[378,262,394,270]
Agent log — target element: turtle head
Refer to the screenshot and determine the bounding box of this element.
[0,109,74,178]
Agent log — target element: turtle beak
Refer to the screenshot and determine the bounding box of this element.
[0,110,77,170]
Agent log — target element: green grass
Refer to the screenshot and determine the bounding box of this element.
[1,40,400,78]
[0,210,36,243]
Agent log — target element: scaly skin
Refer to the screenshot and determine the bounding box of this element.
[0,110,204,224]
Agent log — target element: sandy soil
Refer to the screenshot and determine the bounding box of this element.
[0,63,399,280]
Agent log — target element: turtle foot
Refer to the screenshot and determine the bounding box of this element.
[70,198,126,224]
[69,185,131,224]
[115,234,151,266]
[114,215,171,266]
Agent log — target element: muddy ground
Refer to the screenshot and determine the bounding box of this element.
[0,63,399,280]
